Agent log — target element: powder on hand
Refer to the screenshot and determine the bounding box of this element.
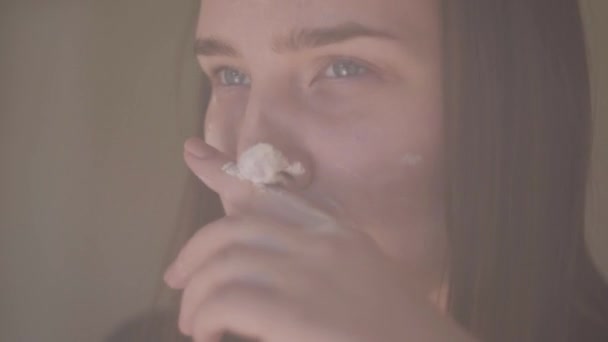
[222,143,305,186]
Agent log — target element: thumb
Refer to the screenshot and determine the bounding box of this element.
[184,137,339,232]
[183,137,253,204]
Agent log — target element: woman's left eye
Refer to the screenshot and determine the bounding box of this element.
[323,60,369,79]
[215,67,251,86]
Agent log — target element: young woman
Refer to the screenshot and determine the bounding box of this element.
[158,0,608,341]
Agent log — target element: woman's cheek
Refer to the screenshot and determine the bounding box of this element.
[306,80,399,120]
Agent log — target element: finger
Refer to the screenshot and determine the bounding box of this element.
[178,243,303,335]
[184,138,339,230]
[190,282,307,342]
[177,137,348,278]
[248,185,343,232]
[164,216,306,289]
[183,137,253,204]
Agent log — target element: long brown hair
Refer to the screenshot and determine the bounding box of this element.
[116,1,607,341]
[442,0,607,340]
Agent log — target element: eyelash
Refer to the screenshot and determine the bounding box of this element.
[208,57,374,88]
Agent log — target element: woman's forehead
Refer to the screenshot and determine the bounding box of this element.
[197,0,439,45]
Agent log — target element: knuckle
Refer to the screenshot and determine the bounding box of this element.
[217,243,254,262]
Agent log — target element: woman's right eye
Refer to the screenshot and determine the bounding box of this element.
[214,67,251,87]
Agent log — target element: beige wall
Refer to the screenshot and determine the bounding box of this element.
[582,0,608,281]
[0,1,203,341]
[0,1,606,341]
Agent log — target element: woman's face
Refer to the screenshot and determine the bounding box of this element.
[197,0,445,289]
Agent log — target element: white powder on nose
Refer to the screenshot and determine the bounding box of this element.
[222,143,305,186]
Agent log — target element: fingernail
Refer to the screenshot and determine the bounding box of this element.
[184,137,212,159]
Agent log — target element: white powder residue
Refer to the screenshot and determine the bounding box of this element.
[223,143,305,186]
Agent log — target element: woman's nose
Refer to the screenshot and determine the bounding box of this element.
[233,86,313,191]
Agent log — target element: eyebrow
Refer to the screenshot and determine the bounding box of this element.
[194,22,398,57]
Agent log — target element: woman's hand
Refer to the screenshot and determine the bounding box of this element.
[164,137,475,342]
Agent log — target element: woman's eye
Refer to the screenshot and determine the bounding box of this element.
[323,60,369,79]
[215,67,251,86]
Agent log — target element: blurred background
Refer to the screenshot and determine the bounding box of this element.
[0,1,606,341]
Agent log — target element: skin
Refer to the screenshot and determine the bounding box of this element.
[164,0,473,341]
